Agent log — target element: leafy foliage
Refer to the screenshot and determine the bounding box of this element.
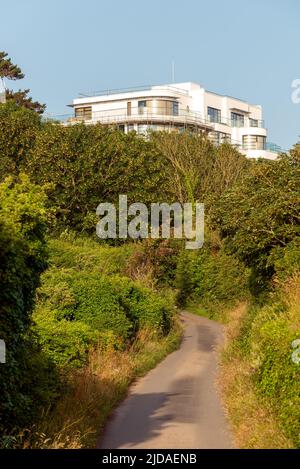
[151,133,249,207]
[175,242,249,308]
[33,238,174,368]
[214,153,300,288]
[6,89,46,114]
[238,274,300,447]
[0,51,45,113]
[0,175,57,433]
[0,51,24,80]
[0,102,41,180]
[24,123,170,231]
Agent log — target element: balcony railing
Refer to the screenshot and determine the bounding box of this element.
[46,108,265,131]
[45,108,214,129]
[42,113,280,155]
[78,84,189,98]
[207,115,265,128]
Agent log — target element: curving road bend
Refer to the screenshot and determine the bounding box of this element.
[98,311,234,449]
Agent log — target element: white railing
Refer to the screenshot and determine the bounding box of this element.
[49,108,213,129]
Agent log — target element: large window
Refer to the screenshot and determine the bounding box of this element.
[75,106,92,120]
[173,101,179,116]
[242,135,266,150]
[249,118,258,127]
[231,112,245,127]
[211,131,230,145]
[208,106,221,123]
[138,100,147,115]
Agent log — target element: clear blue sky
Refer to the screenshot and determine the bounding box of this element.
[1,0,299,149]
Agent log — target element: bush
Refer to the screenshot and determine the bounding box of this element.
[191,248,249,302]
[245,274,300,447]
[112,276,173,334]
[0,102,41,180]
[24,123,170,232]
[271,238,300,281]
[48,235,134,275]
[33,238,175,369]
[0,175,55,433]
[175,243,250,308]
[214,153,300,288]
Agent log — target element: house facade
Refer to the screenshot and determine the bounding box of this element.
[69,82,278,160]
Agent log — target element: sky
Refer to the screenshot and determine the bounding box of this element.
[1,0,299,149]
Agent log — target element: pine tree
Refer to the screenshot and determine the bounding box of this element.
[0,51,24,80]
[6,89,46,114]
[0,51,45,113]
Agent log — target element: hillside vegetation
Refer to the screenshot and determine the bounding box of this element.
[0,102,299,448]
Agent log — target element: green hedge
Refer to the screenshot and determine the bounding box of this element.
[33,239,174,368]
[175,244,250,308]
[243,279,300,447]
[0,175,56,433]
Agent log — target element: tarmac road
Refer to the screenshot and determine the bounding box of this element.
[98,311,234,449]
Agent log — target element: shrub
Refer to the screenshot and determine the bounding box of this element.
[175,243,250,307]
[214,153,300,287]
[0,175,54,433]
[112,276,173,335]
[25,123,170,231]
[48,236,134,275]
[271,238,300,281]
[191,248,249,302]
[34,269,134,360]
[33,239,175,369]
[245,274,300,447]
[0,102,41,180]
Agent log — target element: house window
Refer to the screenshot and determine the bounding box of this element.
[138,100,147,114]
[208,106,221,123]
[75,106,92,120]
[211,131,230,145]
[231,112,245,127]
[127,124,135,132]
[173,101,179,116]
[242,135,266,150]
[249,118,258,127]
[127,101,131,116]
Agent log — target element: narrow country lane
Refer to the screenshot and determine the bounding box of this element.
[98,312,234,449]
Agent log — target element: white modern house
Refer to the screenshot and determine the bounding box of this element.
[67,82,279,160]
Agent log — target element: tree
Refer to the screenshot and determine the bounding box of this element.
[25,123,170,231]
[0,51,24,81]
[0,102,41,180]
[6,89,46,114]
[213,152,300,287]
[0,174,52,434]
[0,51,45,114]
[151,131,216,205]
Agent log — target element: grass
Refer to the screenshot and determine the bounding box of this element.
[218,302,293,449]
[17,323,182,449]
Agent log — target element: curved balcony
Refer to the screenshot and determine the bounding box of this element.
[47,108,214,131]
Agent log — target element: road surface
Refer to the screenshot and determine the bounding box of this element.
[98,311,234,449]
